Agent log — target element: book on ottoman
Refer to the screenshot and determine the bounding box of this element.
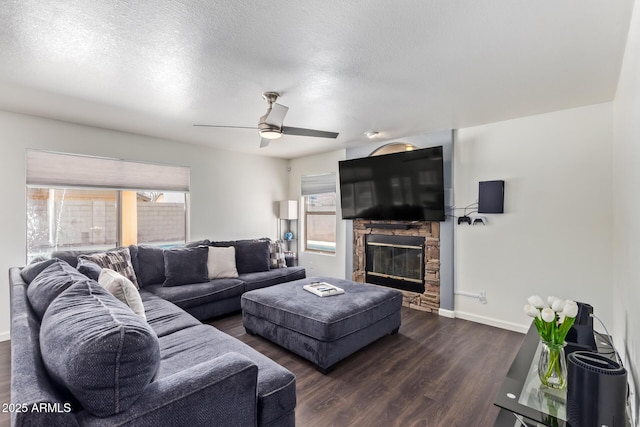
[303,282,345,297]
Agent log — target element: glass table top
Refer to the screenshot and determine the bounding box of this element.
[517,341,567,422]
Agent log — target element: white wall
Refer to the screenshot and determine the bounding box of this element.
[0,110,289,340]
[288,149,347,279]
[455,103,614,332]
[613,0,640,422]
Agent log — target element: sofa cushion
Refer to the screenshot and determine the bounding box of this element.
[184,239,211,248]
[26,261,91,319]
[78,248,139,288]
[139,291,202,337]
[40,281,160,417]
[130,244,166,287]
[20,258,60,284]
[156,324,296,427]
[98,268,146,319]
[209,240,236,248]
[50,249,110,268]
[240,266,307,292]
[145,278,244,310]
[235,240,270,274]
[76,258,102,281]
[163,246,209,287]
[207,246,239,279]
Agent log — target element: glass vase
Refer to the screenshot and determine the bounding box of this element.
[538,341,567,389]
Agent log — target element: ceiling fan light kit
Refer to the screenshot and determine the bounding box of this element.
[194,91,339,148]
[259,129,282,139]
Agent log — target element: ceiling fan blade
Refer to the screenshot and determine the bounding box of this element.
[259,137,271,148]
[264,103,289,127]
[282,126,339,139]
[193,124,258,129]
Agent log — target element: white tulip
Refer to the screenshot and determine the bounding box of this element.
[541,307,556,323]
[551,299,566,312]
[547,296,559,307]
[523,304,540,318]
[528,295,546,309]
[558,314,566,325]
[563,301,579,318]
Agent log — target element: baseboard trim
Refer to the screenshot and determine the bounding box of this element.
[454,311,528,333]
[0,331,10,342]
[438,308,456,318]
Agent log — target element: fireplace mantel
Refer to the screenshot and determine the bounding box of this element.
[352,219,440,312]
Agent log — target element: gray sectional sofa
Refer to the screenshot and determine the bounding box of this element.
[9,239,305,427]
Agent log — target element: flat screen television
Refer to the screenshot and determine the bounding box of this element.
[338,146,445,221]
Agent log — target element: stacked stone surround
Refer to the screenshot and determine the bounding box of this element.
[352,219,440,312]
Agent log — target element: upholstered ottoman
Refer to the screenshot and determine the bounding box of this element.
[241,276,402,373]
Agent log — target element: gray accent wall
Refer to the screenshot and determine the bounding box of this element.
[344,130,454,311]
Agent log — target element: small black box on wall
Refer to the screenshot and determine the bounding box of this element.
[478,180,504,214]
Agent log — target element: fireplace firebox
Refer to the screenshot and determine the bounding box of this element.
[365,234,425,293]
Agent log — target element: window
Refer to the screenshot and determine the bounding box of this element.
[27,188,118,259]
[301,173,336,254]
[26,150,189,261]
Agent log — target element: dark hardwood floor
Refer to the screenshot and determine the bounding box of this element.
[1,339,10,427]
[211,308,524,427]
[0,308,524,427]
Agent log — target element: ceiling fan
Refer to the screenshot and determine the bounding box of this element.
[194,92,339,148]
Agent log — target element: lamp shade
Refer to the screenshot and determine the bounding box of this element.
[279,200,298,220]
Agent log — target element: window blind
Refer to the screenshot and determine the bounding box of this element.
[26,150,190,192]
[301,173,336,196]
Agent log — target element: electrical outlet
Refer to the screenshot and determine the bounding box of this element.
[479,290,487,304]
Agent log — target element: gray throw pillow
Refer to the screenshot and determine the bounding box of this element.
[40,281,159,417]
[26,261,91,319]
[98,269,146,319]
[163,246,209,287]
[130,245,165,287]
[20,258,61,284]
[78,248,139,288]
[76,258,102,281]
[235,240,271,274]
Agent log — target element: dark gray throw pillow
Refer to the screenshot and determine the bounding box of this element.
[235,240,271,274]
[131,245,166,287]
[40,281,160,417]
[163,246,209,287]
[20,258,60,284]
[26,261,91,319]
[76,258,102,281]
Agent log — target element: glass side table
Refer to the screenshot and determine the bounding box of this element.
[493,324,618,427]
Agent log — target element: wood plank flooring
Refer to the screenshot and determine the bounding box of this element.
[211,308,524,427]
[0,339,10,427]
[0,308,524,427]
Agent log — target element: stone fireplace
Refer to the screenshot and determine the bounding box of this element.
[353,219,440,312]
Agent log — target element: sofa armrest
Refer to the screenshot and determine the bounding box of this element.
[77,352,259,427]
[10,267,80,427]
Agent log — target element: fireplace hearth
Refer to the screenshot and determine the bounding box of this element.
[365,234,425,293]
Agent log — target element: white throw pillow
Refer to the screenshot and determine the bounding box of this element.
[207,246,239,279]
[98,268,146,319]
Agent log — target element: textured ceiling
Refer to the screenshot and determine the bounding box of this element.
[0,1,634,159]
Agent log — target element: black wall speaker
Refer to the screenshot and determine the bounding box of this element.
[567,351,627,426]
[478,180,504,213]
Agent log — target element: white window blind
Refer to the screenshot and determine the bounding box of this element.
[26,150,190,192]
[301,173,336,196]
